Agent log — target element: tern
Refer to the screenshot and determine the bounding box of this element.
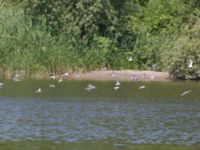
[50,75,56,80]
[64,72,69,76]
[114,86,120,90]
[85,83,96,92]
[115,80,120,86]
[49,84,55,88]
[58,78,63,83]
[139,85,146,89]
[13,74,21,82]
[181,90,191,96]
[0,82,4,88]
[35,88,42,93]
[188,59,193,68]
[128,56,133,62]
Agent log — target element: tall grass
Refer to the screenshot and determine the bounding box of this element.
[0,3,115,78]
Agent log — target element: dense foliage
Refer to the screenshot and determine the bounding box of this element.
[0,0,199,79]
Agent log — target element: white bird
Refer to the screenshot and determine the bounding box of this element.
[115,80,120,86]
[58,78,63,83]
[114,86,120,91]
[49,84,55,88]
[50,75,56,80]
[35,88,42,93]
[188,59,193,68]
[139,85,146,89]
[0,82,4,88]
[128,56,133,62]
[13,74,21,82]
[181,90,192,96]
[85,83,96,92]
[64,72,69,76]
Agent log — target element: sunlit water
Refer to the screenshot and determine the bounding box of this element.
[0,80,199,149]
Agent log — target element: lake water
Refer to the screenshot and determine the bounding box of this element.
[0,80,199,149]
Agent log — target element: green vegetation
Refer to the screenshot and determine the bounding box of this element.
[0,0,200,79]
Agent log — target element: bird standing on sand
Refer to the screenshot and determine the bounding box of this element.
[131,74,138,81]
[64,72,69,76]
[181,90,192,96]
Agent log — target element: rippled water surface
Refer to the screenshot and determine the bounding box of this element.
[0,80,199,149]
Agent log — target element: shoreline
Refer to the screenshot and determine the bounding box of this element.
[1,70,171,81]
[59,70,171,81]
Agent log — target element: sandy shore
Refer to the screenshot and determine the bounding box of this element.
[64,70,171,81]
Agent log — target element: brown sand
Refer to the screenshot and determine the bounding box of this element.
[64,70,170,81]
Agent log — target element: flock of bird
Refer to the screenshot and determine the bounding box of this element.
[0,58,196,97]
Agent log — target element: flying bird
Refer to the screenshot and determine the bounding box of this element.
[139,85,146,89]
[114,86,120,91]
[13,73,21,82]
[115,80,121,86]
[187,59,193,68]
[181,90,192,96]
[49,84,55,88]
[128,56,133,62]
[58,78,63,83]
[50,75,56,80]
[35,88,42,93]
[0,82,4,88]
[85,83,96,92]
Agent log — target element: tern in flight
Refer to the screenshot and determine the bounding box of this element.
[128,56,133,62]
[181,90,192,96]
[0,82,4,88]
[187,59,193,68]
[35,88,42,93]
[58,78,63,83]
[49,84,55,88]
[85,83,96,92]
[139,85,146,89]
[115,80,121,86]
[114,86,120,91]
